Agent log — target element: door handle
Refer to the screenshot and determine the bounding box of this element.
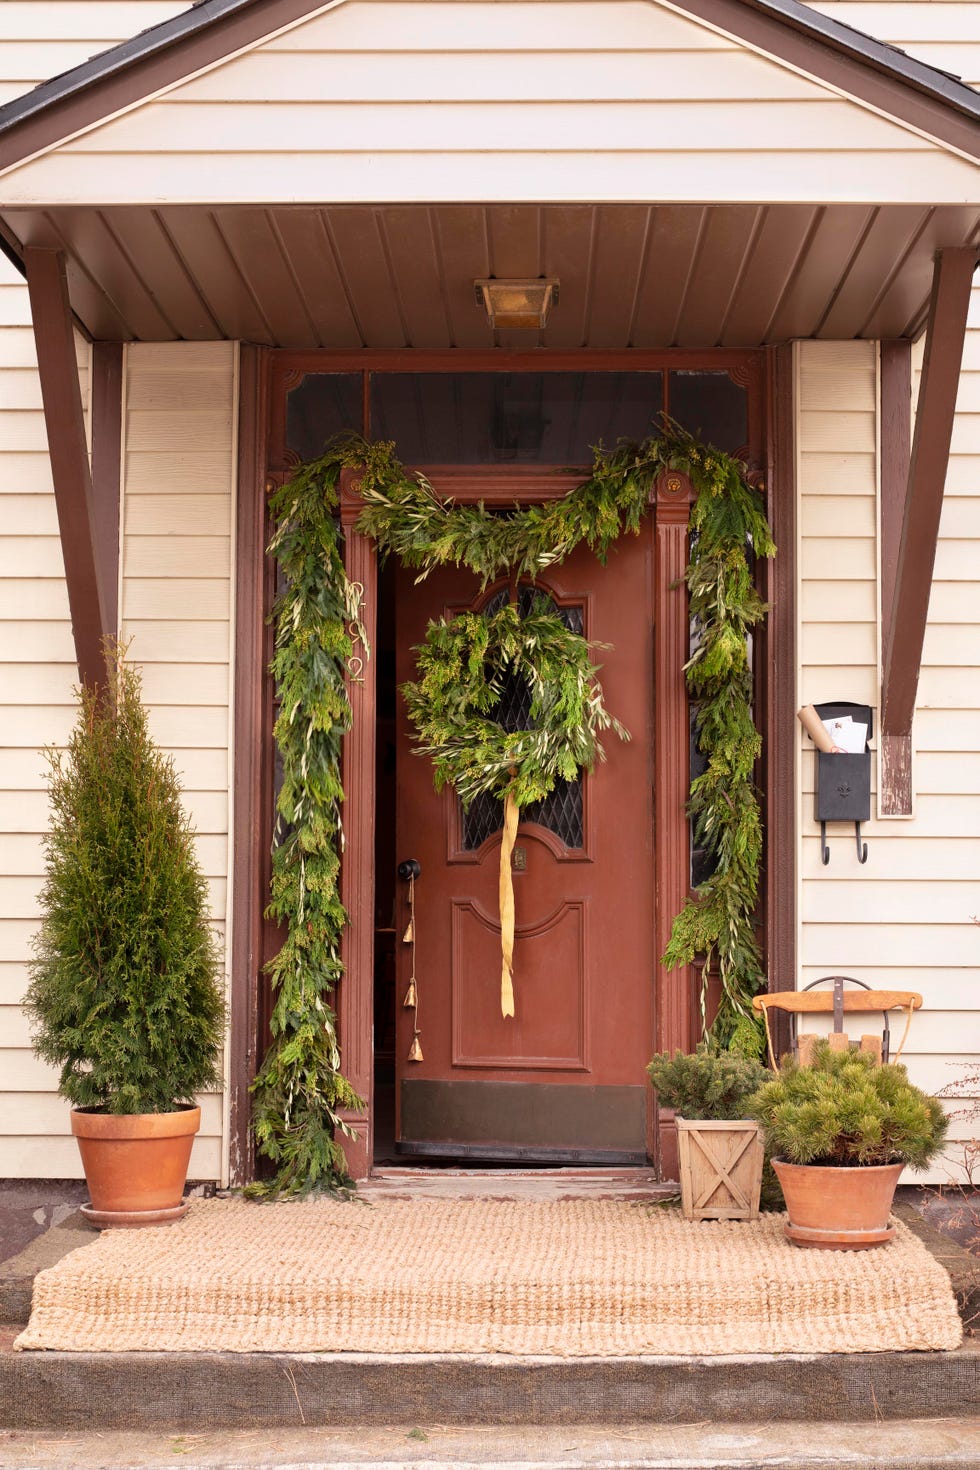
[398,859,421,881]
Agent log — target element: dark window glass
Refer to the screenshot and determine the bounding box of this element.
[669,370,746,454]
[370,373,664,464]
[461,583,584,850]
[286,373,363,460]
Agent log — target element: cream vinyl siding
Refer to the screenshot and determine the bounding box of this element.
[0,327,88,1181]
[0,2,201,1180]
[119,340,237,1185]
[1,0,977,206]
[797,335,980,1183]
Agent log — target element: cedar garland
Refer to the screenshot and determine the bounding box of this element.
[256,423,774,1194]
[247,459,366,1197]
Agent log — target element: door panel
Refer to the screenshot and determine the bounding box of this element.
[395,525,655,1161]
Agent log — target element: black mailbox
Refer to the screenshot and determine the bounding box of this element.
[812,702,872,865]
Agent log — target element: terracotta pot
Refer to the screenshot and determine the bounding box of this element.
[71,1105,201,1228]
[772,1158,903,1250]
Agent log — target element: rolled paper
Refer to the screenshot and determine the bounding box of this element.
[797,703,840,753]
[499,790,519,1018]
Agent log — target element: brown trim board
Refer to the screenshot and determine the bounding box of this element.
[879,340,913,640]
[880,248,979,815]
[25,247,109,689]
[228,344,269,1185]
[764,343,796,987]
[90,342,122,639]
[0,0,977,177]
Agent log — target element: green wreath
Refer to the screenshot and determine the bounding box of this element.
[403,598,627,809]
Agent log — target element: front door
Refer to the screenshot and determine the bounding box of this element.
[394,522,655,1162]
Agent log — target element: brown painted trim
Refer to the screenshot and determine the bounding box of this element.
[653,469,697,1179]
[0,0,976,177]
[879,340,913,643]
[881,249,979,746]
[763,343,797,1051]
[90,342,122,638]
[228,343,269,1186]
[25,247,108,689]
[336,470,379,1180]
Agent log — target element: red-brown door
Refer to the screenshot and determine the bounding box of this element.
[394,523,656,1162]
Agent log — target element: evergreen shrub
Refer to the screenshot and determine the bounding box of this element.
[25,644,225,1114]
[748,1041,948,1168]
[646,1041,769,1120]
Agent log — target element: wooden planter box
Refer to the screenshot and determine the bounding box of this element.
[676,1117,764,1221]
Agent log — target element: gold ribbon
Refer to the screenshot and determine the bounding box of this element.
[499,791,519,1018]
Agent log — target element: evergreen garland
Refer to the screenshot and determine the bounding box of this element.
[248,459,367,1196]
[259,423,774,1192]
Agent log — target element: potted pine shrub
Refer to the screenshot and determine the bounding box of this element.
[748,1041,948,1249]
[25,643,225,1227]
[647,1042,769,1220]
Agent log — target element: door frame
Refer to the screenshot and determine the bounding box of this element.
[231,347,788,1184]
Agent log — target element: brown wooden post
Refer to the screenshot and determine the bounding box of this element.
[90,341,123,638]
[764,344,797,1059]
[880,248,979,814]
[24,246,109,688]
[228,345,269,1185]
[337,469,378,1179]
[653,467,696,1179]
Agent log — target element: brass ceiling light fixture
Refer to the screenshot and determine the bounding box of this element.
[475,277,559,330]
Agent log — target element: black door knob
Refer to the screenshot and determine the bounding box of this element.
[397,859,421,881]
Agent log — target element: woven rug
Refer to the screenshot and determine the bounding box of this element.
[15,1197,962,1355]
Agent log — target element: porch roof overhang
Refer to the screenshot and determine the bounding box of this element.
[0,201,977,350]
[0,0,976,349]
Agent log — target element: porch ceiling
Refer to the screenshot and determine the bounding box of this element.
[3,201,978,347]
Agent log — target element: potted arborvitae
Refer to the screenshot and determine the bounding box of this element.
[749,1042,948,1249]
[647,1042,769,1220]
[25,643,225,1227]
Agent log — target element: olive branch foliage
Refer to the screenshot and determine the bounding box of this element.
[256,422,773,1194]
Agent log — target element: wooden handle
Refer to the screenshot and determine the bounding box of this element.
[753,990,922,1015]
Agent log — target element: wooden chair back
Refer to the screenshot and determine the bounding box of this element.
[752,976,922,1071]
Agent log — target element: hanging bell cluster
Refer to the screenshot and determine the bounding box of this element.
[402,870,422,1062]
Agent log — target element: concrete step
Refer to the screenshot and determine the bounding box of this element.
[2,1343,979,1431]
[2,1198,977,1437]
[1,1419,980,1469]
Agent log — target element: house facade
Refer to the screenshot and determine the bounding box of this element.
[0,0,977,1186]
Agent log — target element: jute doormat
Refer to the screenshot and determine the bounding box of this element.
[15,1197,962,1355]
